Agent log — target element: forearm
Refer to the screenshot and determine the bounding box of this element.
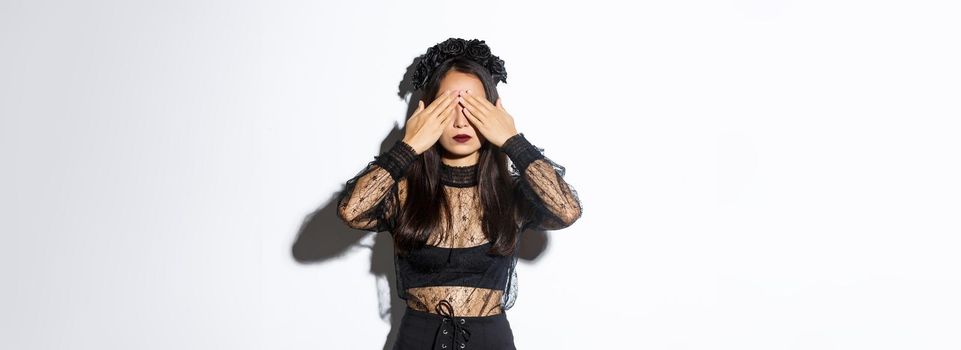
[337,140,418,228]
[502,133,583,229]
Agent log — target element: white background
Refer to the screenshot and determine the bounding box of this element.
[2,0,959,349]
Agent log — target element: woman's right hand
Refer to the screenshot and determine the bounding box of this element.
[402,89,458,155]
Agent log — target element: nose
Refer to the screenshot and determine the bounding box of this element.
[453,104,470,128]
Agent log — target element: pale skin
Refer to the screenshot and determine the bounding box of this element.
[402,70,519,166]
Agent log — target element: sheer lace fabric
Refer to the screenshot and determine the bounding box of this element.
[337,133,582,317]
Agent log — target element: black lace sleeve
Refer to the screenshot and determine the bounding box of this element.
[337,140,418,232]
[501,133,583,231]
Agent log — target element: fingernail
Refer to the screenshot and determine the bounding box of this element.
[466,89,471,94]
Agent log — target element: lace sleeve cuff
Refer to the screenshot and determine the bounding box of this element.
[501,133,544,173]
[374,140,418,180]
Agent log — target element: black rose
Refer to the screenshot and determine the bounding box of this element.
[412,60,432,89]
[411,38,507,91]
[438,38,467,56]
[422,46,445,67]
[465,40,492,64]
[488,55,507,83]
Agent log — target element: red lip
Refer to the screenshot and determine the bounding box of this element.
[453,134,472,143]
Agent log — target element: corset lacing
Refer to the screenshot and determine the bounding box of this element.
[434,299,472,349]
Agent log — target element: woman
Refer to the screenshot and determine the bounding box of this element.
[337,38,582,350]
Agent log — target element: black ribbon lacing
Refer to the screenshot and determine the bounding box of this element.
[434,299,471,349]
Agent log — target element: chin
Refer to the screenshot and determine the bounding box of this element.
[441,142,479,154]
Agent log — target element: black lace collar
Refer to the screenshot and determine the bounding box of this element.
[440,162,478,187]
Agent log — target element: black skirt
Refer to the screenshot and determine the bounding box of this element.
[393,303,517,350]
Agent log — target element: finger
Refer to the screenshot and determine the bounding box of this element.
[464,90,495,112]
[434,90,460,118]
[441,103,456,125]
[445,89,460,108]
[415,100,424,114]
[462,98,493,125]
[425,90,453,115]
[462,103,484,125]
[460,93,490,119]
[495,97,503,110]
[438,98,457,122]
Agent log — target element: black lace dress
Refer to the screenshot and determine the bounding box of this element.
[337,133,583,317]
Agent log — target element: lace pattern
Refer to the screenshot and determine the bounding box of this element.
[337,134,581,317]
[336,140,416,233]
[502,133,584,231]
[405,286,504,316]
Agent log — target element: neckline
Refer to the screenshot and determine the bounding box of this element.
[423,241,492,250]
[440,162,478,187]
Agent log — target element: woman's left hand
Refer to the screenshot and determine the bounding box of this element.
[458,89,519,147]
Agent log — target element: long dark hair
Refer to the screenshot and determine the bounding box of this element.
[394,57,529,257]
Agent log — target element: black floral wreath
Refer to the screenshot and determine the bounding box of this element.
[411,38,508,91]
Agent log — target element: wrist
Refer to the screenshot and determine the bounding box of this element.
[500,133,544,173]
[402,138,423,155]
[495,132,520,148]
[374,140,419,180]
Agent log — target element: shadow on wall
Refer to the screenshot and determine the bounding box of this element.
[290,58,551,350]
